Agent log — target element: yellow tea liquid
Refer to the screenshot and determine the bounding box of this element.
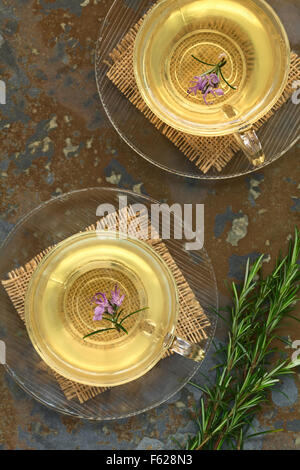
[25,231,178,386]
[135,0,289,135]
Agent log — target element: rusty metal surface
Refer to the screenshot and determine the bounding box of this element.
[0,0,299,450]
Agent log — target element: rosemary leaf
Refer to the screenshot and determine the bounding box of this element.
[119,307,149,325]
[83,327,116,339]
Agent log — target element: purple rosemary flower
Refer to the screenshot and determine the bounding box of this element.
[189,54,236,102]
[203,85,224,105]
[207,73,220,87]
[188,72,224,105]
[84,284,148,339]
[91,292,113,321]
[187,48,235,104]
[187,75,208,96]
[111,284,125,307]
[93,304,105,321]
[91,285,125,322]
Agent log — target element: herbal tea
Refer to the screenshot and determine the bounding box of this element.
[25,231,178,386]
[134,0,290,135]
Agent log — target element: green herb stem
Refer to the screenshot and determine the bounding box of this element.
[83,306,149,339]
[83,327,116,339]
[191,55,216,67]
[218,67,236,90]
[119,307,149,325]
[191,55,236,90]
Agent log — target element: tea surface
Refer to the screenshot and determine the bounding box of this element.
[138,0,288,134]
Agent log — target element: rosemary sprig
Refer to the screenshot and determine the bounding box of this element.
[185,228,300,450]
[192,55,236,90]
[83,306,149,339]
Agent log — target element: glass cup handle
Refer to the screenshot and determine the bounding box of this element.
[170,336,205,362]
[234,127,265,167]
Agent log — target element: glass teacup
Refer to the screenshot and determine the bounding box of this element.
[133,0,290,166]
[25,230,206,387]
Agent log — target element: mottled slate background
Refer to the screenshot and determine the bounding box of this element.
[0,0,299,450]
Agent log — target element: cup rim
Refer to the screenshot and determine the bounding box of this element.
[133,0,291,137]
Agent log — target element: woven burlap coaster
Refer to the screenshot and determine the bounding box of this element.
[105,12,300,173]
[1,206,210,404]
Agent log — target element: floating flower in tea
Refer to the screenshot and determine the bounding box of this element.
[83,284,148,339]
[110,284,125,307]
[91,292,113,320]
[188,73,224,105]
[187,55,236,105]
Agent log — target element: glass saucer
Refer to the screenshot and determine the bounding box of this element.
[95,0,300,180]
[0,188,218,420]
